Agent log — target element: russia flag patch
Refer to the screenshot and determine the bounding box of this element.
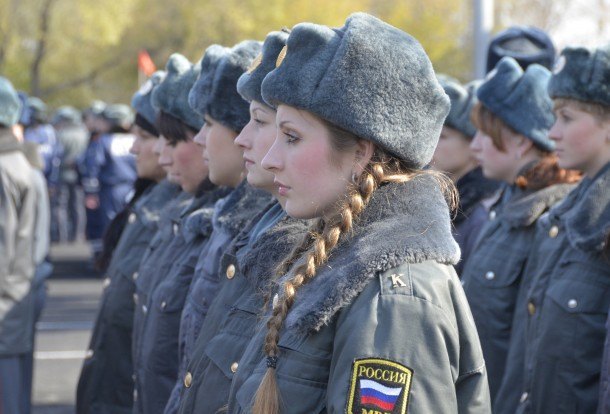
[346,358,413,414]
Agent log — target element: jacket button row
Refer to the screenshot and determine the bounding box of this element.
[230,362,239,373]
[548,225,559,238]
[128,213,137,224]
[528,301,536,316]
[184,372,193,388]
[132,272,139,281]
[485,271,495,280]
[226,264,236,279]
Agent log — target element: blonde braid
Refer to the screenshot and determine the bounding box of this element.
[251,163,382,414]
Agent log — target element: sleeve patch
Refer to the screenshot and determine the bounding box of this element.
[346,358,413,414]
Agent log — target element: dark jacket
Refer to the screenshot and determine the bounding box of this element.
[461,181,573,402]
[176,201,309,414]
[133,183,231,414]
[164,181,271,414]
[501,162,610,414]
[76,179,180,414]
[0,130,36,357]
[227,178,491,413]
[453,167,499,275]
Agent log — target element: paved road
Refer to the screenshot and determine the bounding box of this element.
[33,243,102,414]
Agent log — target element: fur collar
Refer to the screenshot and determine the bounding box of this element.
[455,167,499,225]
[136,180,181,229]
[181,184,233,241]
[214,180,272,236]
[281,176,460,334]
[501,183,575,229]
[553,162,610,252]
[0,130,22,154]
[239,203,310,293]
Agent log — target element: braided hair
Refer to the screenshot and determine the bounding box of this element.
[252,120,456,414]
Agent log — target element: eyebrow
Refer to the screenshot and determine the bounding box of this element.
[278,120,294,129]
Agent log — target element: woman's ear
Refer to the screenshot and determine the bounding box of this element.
[515,134,534,159]
[353,139,375,175]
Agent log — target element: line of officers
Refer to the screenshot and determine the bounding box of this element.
[0,19,608,414]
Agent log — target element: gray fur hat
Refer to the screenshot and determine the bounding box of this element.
[152,53,203,131]
[132,70,166,126]
[237,30,289,107]
[477,56,555,151]
[189,40,262,132]
[102,104,134,127]
[261,13,450,168]
[440,78,480,139]
[0,76,22,127]
[548,43,610,108]
[188,45,230,117]
[52,106,82,125]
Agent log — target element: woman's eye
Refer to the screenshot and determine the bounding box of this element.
[254,118,265,125]
[284,131,299,144]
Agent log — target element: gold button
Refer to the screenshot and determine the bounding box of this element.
[133,293,138,304]
[568,299,577,309]
[520,392,528,403]
[184,372,192,388]
[128,213,136,224]
[85,349,94,359]
[132,272,139,281]
[142,305,148,314]
[528,301,536,316]
[485,271,495,280]
[161,301,167,310]
[549,225,559,238]
[133,389,138,401]
[489,210,497,220]
[230,362,239,373]
[226,264,236,279]
[173,223,179,235]
[103,277,111,288]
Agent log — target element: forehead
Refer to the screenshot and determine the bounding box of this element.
[276,105,325,129]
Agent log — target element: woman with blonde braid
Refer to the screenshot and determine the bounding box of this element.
[226,13,491,414]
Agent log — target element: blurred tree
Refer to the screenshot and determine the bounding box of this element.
[0,0,476,108]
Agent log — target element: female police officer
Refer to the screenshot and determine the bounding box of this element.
[226,13,490,413]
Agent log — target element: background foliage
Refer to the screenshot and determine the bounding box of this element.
[0,0,604,108]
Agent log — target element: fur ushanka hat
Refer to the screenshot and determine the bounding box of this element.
[0,77,22,127]
[189,41,261,132]
[440,78,480,139]
[237,30,289,107]
[477,56,555,151]
[132,70,166,129]
[548,43,610,108]
[261,12,450,168]
[152,53,203,131]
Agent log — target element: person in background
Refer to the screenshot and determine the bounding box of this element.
[431,78,498,274]
[52,106,88,242]
[487,26,556,73]
[79,101,109,256]
[80,104,137,257]
[500,43,609,414]
[0,76,37,414]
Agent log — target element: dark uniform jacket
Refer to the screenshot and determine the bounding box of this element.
[501,162,609,414]
[227,178,491,413]
[176,201,309,414]
[453,167,498,275]
[461,181,573,402]
[76,179,180,414]
[133,182,231,414]
[0,131,36,357]
[164,181,271,414]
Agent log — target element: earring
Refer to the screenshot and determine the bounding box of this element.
[351,172,358,184]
